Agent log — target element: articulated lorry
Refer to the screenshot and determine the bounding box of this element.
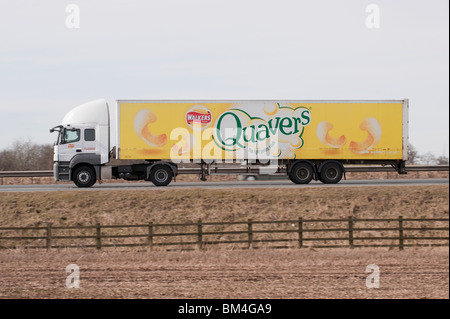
[50,99,409,187]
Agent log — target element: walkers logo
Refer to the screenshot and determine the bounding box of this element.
[186,105,212,130]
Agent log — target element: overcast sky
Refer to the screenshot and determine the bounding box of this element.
[0,0,448,157]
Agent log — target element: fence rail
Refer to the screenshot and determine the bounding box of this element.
[0,217,448,251]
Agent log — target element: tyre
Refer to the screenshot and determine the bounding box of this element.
[73,166,96,188]
[319,162,343,184]
[150,165,173,187]
[289,162,314,184]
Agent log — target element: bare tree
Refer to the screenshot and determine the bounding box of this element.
[407,143,419,164]
[436,156,449,165]
[417,152,438,165]
[0,139,53,171]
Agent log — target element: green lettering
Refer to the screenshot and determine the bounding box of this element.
[267,117,281,136]
[215,112,242,147]
[292,117,301,135]
[256,124,270,140]
[279,117,293,135]
[242,125,257,143]
[301,110,311,125]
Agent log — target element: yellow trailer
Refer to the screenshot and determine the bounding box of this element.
[117,100,408,161]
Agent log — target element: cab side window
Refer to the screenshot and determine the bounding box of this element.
[84,129,95,141]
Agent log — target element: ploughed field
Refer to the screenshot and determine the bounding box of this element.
[0,185,448,298]
[0,248,448,298]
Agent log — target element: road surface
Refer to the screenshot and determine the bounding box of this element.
[0,178,448,192]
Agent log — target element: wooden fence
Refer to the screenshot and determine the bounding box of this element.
[0,217,448,251]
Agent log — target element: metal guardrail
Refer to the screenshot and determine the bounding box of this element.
[0,165,448,179]
[345,165,449,172]
[0,170,53,178]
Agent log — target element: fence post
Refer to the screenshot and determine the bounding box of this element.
[197,219,203,251]
[298,218,303,249]
[248,219,253,249]
[96,223,101,250]
[46,223,52,251]
[348,216,354,249]
[148,222,153,251]
[399,216,404,250]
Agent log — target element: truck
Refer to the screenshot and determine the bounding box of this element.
[50,99,409,187]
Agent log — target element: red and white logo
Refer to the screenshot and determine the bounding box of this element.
[186,105,212,130]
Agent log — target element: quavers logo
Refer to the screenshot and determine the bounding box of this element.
[186,105,212,130]
[213,103,311,158]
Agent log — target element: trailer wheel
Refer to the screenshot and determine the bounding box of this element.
[319,162,343,184]
[289,162,314,184]
[150,165,173,187]
[73,166,96,188]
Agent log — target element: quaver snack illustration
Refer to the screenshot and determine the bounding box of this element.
[134,109,167,147]
[349,117,382,153]
[317,117,382,153]
[316,121,347,148]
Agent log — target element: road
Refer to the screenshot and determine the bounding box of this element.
[0,178,448,192]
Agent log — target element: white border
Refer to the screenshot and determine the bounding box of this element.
[116,101,120,159]
[402,99,409,161]
[116,99,405,104]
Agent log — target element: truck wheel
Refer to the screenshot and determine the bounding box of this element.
[319,162,343,184]
[150,165,173,187]
[289,162,314,184]
[73,166,96,188]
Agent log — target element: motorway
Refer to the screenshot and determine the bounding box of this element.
[0,178,448,192]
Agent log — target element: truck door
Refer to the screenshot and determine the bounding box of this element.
[58,127,82,162]
[82,128,97,154]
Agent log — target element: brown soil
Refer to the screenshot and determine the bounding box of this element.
[0,248,447,299]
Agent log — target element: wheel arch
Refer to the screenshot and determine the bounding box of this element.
[69,154,101,182]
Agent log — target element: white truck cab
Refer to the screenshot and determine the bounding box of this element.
[50,99,110,187]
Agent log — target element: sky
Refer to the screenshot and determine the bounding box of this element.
[0,0,448,157]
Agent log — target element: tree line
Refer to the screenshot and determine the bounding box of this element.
[0,140,54,171]
[0,140,448,171]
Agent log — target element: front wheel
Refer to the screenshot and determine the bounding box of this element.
[150,165,173,187]
[73,166,96,188]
